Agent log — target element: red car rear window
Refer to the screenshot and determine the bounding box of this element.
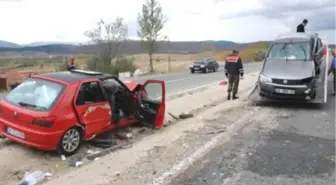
[5,78,65,111]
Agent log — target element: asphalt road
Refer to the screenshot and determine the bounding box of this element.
[168,80,336,185]
[132,63,262,98]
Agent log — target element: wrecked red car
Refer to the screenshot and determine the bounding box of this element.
[0,70,165,155]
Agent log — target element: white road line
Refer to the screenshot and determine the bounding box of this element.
[153,80,223,100]
[166,80,222,98]
[165,73,222,84]
[147,109,258,185]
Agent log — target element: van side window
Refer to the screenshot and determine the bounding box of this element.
[76,81,106,106]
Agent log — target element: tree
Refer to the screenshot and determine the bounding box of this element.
[137,0,167,73]
[84,17,128,73]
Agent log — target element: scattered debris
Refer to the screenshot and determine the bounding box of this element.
[87,149,100,155]
[68,156,85,167]
[21,170,46,185]
[61,155,66,161]
[207,129,226,135]
[179,112,194,119]
[88,138,116,148]
[86,142,133,161]
[115,132,133,140]
[168,112,179,120]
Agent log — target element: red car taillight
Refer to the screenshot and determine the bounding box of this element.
[32,116,56,128]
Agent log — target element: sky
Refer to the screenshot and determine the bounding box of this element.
[0,0,335,44]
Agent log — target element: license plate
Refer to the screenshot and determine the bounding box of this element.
[275,88,295,95]
[6,127,25,139]
[194,68,199,70]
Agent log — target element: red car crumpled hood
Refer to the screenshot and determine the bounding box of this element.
[121,80,140,92]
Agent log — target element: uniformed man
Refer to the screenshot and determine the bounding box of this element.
[224,50,244,100]
[67,57,76,71]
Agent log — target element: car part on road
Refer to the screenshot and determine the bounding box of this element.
[86,142,133,160]
[179,113,194,119]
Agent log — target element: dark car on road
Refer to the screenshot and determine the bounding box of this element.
[189,58,219,73]
[257,33,327,102]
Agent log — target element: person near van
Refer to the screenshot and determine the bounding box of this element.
[328,49,336,95]
[224,50,244,100]
[296,19,308,33]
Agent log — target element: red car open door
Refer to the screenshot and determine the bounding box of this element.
[136,80,165,128]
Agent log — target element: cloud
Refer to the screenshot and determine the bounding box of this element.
[0,0,335,44]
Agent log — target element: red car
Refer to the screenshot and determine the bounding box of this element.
[0,70,165,155]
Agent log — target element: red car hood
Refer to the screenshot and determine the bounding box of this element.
[121,80,140,91]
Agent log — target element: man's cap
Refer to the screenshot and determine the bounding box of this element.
[303,19,308,24]
[232,50,239,54]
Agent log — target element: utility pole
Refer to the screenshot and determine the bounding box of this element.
[164,36,171,73]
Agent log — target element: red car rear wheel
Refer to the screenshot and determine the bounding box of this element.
[58,127,83,156]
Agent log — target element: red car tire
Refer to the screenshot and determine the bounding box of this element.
[58,127,83,156]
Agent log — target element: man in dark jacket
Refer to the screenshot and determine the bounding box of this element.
[224,50,244,100]
[297,19,308,33]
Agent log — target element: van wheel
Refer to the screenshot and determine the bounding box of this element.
[58,127,82,156]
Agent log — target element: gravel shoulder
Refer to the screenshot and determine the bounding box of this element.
[41,74,259,185]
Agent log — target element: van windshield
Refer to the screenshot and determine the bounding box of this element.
[267,42,311,61]
[5,78,65,111]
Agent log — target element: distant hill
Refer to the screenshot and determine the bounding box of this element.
[0,39,334,58]
[0,40,20,48]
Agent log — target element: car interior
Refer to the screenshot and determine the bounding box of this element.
[100,79,134,123]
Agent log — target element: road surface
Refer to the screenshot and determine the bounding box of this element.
[168,80,335,185]
[132,63,262,97]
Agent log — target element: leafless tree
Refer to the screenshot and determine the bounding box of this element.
[84,17,128,72]
[137,0,167,73]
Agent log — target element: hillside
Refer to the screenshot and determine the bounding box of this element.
[0,40,272,58]
[0,40,20,48]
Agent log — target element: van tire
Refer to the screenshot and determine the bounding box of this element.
[58,127,82,156]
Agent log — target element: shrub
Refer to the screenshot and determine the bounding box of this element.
[85,56,137,76]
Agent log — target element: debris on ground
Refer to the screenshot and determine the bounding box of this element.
[21,170,46,185]
[61,155,66,161]
[86,142,133,161]
[68,156,85,167]
[168,112,179,120]
[179,112,194,119]
[207,129,226,135]
[115,132,133,140]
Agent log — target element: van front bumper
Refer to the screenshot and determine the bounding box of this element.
[258,82,315,100]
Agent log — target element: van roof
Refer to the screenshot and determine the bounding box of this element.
[275,33,317,43]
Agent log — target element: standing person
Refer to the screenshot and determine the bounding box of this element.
[224,50,244,100]
[67,57,76,71]
[296,19,308,33]
[328,49,336,95]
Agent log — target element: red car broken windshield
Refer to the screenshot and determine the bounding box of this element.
[5,78,65,111]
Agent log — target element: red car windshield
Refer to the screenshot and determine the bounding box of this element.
[5,78,65,111]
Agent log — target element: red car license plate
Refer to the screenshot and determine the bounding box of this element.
[6,127,25,139]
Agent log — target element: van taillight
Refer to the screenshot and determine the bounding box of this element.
[32,116,56,128]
